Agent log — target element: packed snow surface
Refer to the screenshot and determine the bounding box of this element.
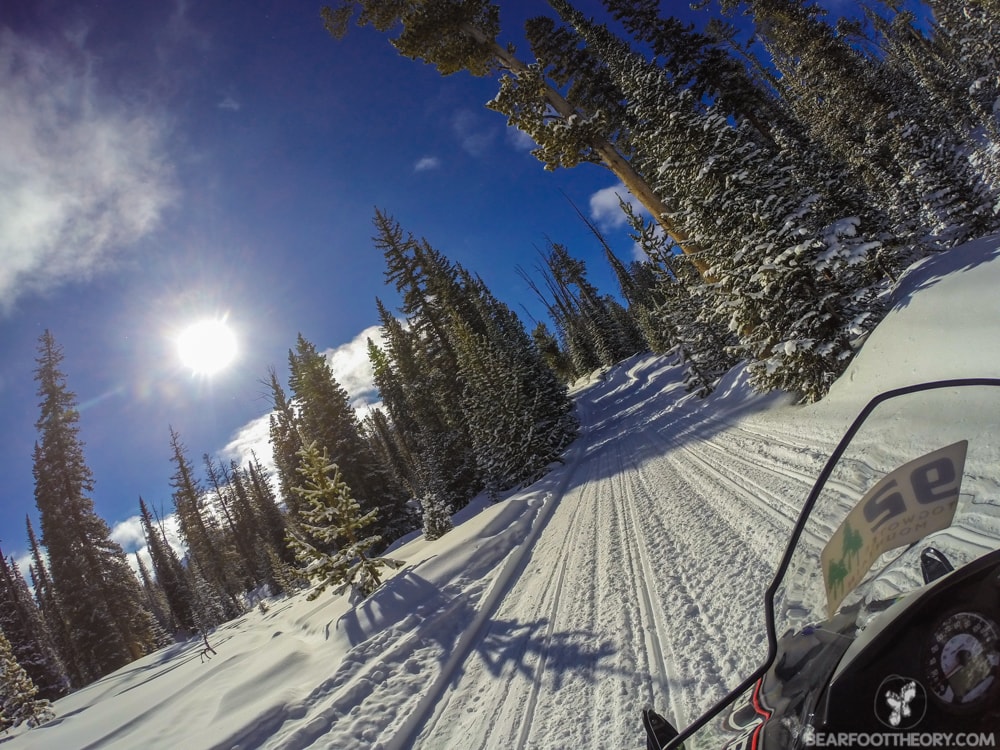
[6,234,1000,749]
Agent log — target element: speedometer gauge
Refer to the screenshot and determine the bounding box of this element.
[924,611,1000,710]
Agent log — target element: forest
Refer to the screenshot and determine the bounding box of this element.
[2,0,997,729]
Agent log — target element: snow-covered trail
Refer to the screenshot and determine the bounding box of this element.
[410,358,833,748]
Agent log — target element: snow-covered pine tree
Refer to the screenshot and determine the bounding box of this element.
[371,215,483,506]
[266,367,305,518]
[412,426,456,541]
[531,322,575,382]
[32,331,160,683]
[201,457,254,588]
[0,629,54,733]
[450,297,577,496]
[553,0,882,400]
[0,551,69,701]
[245,452,294,567]
[287,441,402,600]
[742,0,997,248]
[603,0,800,152]
[921,0,1000,204]
[621,203,736,396]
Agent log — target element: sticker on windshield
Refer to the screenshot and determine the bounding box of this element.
[821,441,967,616]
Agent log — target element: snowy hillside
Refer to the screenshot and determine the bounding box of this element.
[6,233,1000,749]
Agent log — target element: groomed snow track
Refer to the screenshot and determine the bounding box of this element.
[400,357,834,749]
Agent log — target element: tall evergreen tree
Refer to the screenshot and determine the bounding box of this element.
[32,331,159,683]
[552,1,883,400]
[740,0,997,247]
[266,367,305,518]
[245,453,295,567]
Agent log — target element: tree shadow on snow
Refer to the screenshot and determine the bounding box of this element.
[473,616,625,690]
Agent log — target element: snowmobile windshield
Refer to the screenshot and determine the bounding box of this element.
[772,381,1000,646]
[670,380,1000,750]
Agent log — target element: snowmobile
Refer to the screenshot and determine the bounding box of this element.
[645,379,1000,749]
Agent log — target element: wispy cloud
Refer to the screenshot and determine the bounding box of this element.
[452,110,496,157]
[590,183,639,230]
[0,27,178,314]
[414,155,441,172]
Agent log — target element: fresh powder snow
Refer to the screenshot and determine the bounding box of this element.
[5,233,999,749]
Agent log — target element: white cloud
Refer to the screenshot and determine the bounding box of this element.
[111,515,147,552]
[589,183,645,231]
[218,94,241,111]
[0,28,178,314]
[590,183,660,261]
[323,324,385,413]
[112,511,187,576]
[414,155,441,172]
[221,412,275,475]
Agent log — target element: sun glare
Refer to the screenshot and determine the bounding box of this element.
[176,319,237,375]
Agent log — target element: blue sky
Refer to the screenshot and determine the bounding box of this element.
[0,0,669,566]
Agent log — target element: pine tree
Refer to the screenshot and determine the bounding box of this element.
[287,442,403,600]
[25,518,82,688]
[741,0,997,247]
[133,555,172,647]
[0,629,54,732]
[203,456,258,588]
[287,334,412,547]
[451,316,577,496]
[552,3,882,400]
[622,203,737,395]
[266,368,305,518]
[138,498,197,635]
[531,322,575,382]
[32,331,159,683]
[168,427,243,620]
[371,215,483,510]
[245,452,295,567]
[0,551,69,701]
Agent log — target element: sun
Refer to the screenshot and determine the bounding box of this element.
[176,319,237,375]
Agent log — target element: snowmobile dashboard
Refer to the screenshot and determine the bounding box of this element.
[817,545,1000,732]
